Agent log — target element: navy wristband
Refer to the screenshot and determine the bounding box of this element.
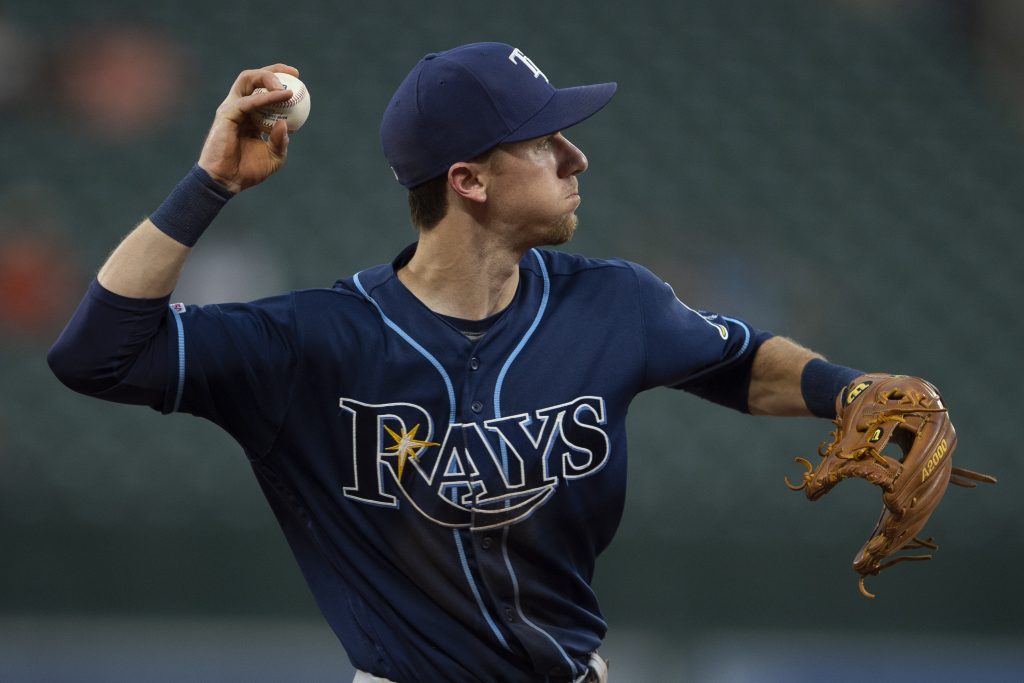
[801,358,864,419]
[149,165,234,247]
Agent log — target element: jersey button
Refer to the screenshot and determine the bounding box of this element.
[469,357,480,371]
[481,536,492,549]
[471,400,483,413]
[504,606,515,622]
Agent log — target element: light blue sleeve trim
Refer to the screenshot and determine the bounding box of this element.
[676,315,753,386]
[353,271,509,650]
[170,306,186,413]
[723,316,752,357]
[492,250,579,676]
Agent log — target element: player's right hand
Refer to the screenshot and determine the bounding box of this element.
[197,65,299,194]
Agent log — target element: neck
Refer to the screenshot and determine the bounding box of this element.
[397,220,524,320]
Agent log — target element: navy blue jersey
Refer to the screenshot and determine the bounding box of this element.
[49,245,768,682]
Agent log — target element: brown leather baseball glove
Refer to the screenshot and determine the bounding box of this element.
[785,373,996,598]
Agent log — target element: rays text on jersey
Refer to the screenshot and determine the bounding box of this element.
[338,396,610,530]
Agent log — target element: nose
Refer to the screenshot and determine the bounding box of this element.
[555,133,588,177]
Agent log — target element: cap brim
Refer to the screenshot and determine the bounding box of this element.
[503,82,617,143]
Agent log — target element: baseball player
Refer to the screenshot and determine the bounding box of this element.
[48,43,880,682]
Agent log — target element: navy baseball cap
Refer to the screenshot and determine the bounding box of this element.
[381,42,617,189]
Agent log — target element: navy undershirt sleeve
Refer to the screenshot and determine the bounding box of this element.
[47,279,178,411]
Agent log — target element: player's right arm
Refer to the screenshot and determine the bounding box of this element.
[99,65,297,299]
[48,65,298,409]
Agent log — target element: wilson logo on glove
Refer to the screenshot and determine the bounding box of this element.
[845,380,872,405]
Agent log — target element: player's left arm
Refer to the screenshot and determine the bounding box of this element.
[629,261,861,417]
[746,336,825,417]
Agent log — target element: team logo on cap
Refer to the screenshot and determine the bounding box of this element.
[508,47,548,82]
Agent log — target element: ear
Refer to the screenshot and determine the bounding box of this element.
[448,161,488,204]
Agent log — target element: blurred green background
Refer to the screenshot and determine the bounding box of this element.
[2,0,1022,680]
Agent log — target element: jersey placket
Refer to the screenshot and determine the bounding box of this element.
[458,257,583,680]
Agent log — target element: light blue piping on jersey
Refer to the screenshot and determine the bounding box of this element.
[352,271,511,653]
[450,489,511,652]
[170,306,186,413]
[493,250,580,677]
[678,316,753,387]
[353,273,457,421]
[723,316,752,356]
[493,249,550,472]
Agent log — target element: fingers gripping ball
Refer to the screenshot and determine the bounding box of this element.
[252,73,310,132]
[785,374,997,598]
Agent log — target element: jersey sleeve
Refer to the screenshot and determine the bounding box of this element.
[171,295,302,456]
[632,263,772,412]
[48,279,179,410]
[48,282,300,454]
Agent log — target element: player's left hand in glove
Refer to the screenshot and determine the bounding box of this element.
[785,373,996,598]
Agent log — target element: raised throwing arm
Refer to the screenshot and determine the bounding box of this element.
[98,64,298,299]
[48,64,299,401]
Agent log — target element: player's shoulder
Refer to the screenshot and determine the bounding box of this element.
[273,262,385,302]
[254,263,386,326]
[524,251,679,307]
[287,285,365,307]
[524,248,640,280]
[285,279,379,318]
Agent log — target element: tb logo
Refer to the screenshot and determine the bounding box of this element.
[508,47,549,82]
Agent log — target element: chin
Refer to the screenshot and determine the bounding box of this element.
[544,215,577,246]
[519,214,577,250]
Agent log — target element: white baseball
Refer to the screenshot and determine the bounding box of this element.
[252,73,310,132]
